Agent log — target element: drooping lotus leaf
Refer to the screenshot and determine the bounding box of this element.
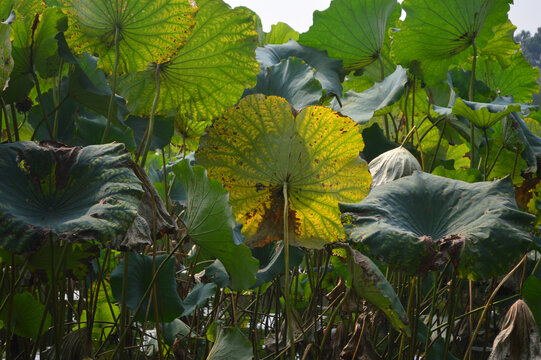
[61,0,197,75]
[117,0,259,121]
[299,0,400,72]
[476,52,540,103]
[265,22,299,45]
[10,7,67,79]
[478,21,519,68]
[0,141,143,253]
[368,146,421,187]
[334,243,409,335]
[207,325,253,360]
[452,98,520,129]
[0,22,13,91]
[256,40,343,97]
[110,253,184,322]
[0,292,51,338]
[340,172,534,279]
[196,95,371,249]
[172,159,259,290]
[392,0,511,85]
[243,57,323,111]
[333,65,407,124]
[181,283,216,317]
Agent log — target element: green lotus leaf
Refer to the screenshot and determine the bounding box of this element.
[431,166,483,183]
[256,40,343,97]
[3,0,45,21]
[478,21,519,68]
[172,159,259,290]
[117,0,259,121]
[299,0,400,72]
[110,253,184,323]
[252,241,305,287]
[334,243,409,335]
[181,283,216,317]
[265,22,299,45]
[61,0,197,75]
[333,65,407,124]
[361,123,399,162]
[452,98,520,129]
[0,141,143,252]
[392,0,511,85]
[0,292,50,338]
[476,52,540,103]
[243,57,323,110]
[207,325,252,360]
[10,7,67,79]
[0,22,13,91]
[340,172,534,279]
[77,282,119,341]
[523,275,541,333]
[160,319,193,346]
[196,95,371,249]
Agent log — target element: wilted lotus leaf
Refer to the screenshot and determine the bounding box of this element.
[368,146,421,187]
[341,172,534,279]
[0,141,143,252]
[489,299,541,360]
[197,95,371,248]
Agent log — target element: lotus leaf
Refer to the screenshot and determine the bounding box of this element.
[392,0,511,85]
[368,146,421,187]
[0,141,143,252]
[117,0,259,121]
[265,22,299,45]
[197,94,371,249]
[340,171,534,279]
[299,0,400,71]
[243,57,323,111]
[207,325,252,360]
[0,22,13,91]
[256,40,343,97]
[334,65,407,124]
[172,159,259,290]
[452,98,520,129]
[62,0,197,74]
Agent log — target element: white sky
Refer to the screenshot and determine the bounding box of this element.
[224,0,541,35]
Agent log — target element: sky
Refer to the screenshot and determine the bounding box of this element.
[224,0,541,35]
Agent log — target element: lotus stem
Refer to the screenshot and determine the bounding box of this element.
[282,182,295,359]
[102,26,120,144]
[31,70,53,140]
[443,270,460,360]
[469,41,477,168]
[140,63,162,167]
[0,96,12,142]
[483,129,490,180]
[429,120,447,172]
[463,254,528,359]
[52,60,63,141]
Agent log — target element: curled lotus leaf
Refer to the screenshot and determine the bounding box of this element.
[196,94,371,249]
[0,141,143,253]
[61,0,197,74]
[340,171,534,279]
[368,146,421,188]
[452,97,521,129]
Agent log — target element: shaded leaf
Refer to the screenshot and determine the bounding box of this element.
[172,159,259,290]
[125,115,174,151]
[181,283,216,317]
[361,123,399,162]
[340,172,534,279]
[256,39,343,97]
[252,241,305,287]
[110,253,184,323]
[335,243,409,335]
[244,57,323,111]
[0,142,143,252]
[196,95,371,249]
[160,319,192,346]
[0,292,50,338]
[207,325,252,360]
[334,65,407,124]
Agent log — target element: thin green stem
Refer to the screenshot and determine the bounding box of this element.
[429,120,447,172]
[463,254,528,359]
[1,96,12,142]
[53,60,64,141]
[487,145,504,178]
[511,148,520,180]
[282,182,295,359]
[31,71,53,139]
[10,103,19,141]
[483,129,490,180]
[101,26,120,144]
[140,64,162,167]
[443,270,459,360]
[469,41,477,168]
